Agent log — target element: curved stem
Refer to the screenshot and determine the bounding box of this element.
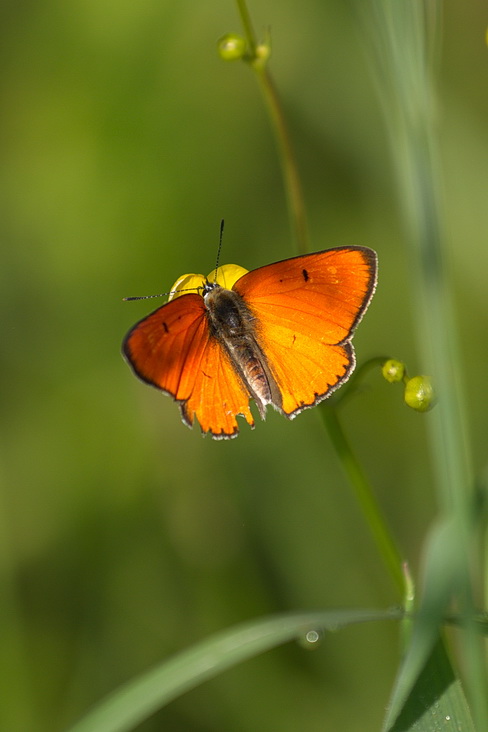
[234,0,403,598]
[255,70,309,254]
[235,0,257,54]
[321,403,406,596]
[332,355,388,407]
[235,0,309,254]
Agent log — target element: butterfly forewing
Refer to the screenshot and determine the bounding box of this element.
[234,248,376,342]
[123,293,254,438]
[233,247,377,416]
[123,294,209,398]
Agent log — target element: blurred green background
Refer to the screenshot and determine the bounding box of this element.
[1,1,487,730]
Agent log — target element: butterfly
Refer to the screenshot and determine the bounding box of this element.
[123,246,377,439]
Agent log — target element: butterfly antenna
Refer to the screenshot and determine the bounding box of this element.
[125,222,226,301]
[123,285,204,302]
[212,219,225,284]
[123,293,167,302]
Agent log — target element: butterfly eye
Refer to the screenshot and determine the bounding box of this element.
[207,264,249,289]
[168,273,206,301]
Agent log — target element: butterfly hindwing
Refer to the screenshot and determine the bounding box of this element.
[180,335,254,438]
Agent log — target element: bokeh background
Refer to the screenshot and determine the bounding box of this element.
[1,1,487,730]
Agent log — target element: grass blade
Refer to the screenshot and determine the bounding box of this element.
[66,608,400,732]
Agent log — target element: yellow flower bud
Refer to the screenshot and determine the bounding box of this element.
[207,264,249,289]
[168,274,206,301]
[168,264,249,301]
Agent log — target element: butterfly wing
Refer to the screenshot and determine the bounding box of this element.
[233,247,377,417]
[181,335,255,438]
[123,294,254,438]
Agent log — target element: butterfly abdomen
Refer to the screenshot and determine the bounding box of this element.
[204,285,281,417]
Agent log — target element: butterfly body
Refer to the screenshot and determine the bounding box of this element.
[123,247,378,439]
[203,283,280,418]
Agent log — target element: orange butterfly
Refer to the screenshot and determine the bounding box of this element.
[123,247,377,439]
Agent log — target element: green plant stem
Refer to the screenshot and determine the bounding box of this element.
[235,0,309,254]
[0,490,35,730]
[365,0,487,725]
[320,404,405,596]
[410,92,488,732]
[255,71,309,254]
[235,0,256,52]
[334,355,388,406]
[235,1,402,598]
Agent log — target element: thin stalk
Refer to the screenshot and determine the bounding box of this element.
[0,486,35,730]
[235,0,257,53]
[234,1,403,598]
[321,404,405,596]
[235,0,309,254]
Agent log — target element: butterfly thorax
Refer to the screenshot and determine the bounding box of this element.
[203,283,281,416]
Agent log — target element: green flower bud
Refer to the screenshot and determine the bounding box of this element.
[217,33,247,61]
[382,359,405,383]
[404,375,434,412]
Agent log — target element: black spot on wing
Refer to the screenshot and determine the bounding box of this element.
[302,268,309,282]
[162,321,169,333]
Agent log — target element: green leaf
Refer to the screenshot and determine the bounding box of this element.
[386,639,475,732]
[383,518,476,731]
[66,608,400,732]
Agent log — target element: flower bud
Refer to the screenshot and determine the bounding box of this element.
[208,264,249,289]
[254,42,271,65]
[168,274,206,301]
[404,375,434,412]
[217,33,247,61]
[382,359,405,383]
